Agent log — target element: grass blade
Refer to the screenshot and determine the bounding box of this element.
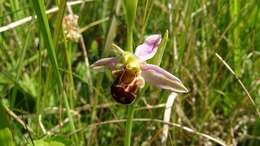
[30,0,77,140]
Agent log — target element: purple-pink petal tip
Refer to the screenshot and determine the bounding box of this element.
[134,34,162,62]
[141,63,188,93]
[90,57,119,71]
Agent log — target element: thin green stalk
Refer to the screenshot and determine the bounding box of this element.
[123,0,137,52]
[53,0,67,48]
[229,0,241,75]
[126,30,133,52]
[139,0,153,42]
[124,104,135,146]
[36,36,43,136]
[65,41,76,107]
[31,0,77,141]
[103,0,121,56]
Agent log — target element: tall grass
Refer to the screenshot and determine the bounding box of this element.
[0,0,259,145]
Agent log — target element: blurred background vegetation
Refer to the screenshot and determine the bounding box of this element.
[0,0,259,145]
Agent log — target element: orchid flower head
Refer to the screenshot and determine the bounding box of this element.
[91,34,188,104]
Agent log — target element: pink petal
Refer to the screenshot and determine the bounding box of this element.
[141,63,188,93]
[90,57,119,71]
[134,34,161,62]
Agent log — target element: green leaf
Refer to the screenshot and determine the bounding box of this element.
[49,141,65,146]
[0,101,16,146]
[149,30,168,66]
[48,136,72,146]
[123,0,138,29]
[0,102,9,129]
[27,140,65,146]
[0,128,15,146]
[31,0,76,135]
[123,0,138,52]
[32,140,47,146]
[53,0,67,47]
[103,0,121,56]
[30,0,63,104]
[30,0,61,85]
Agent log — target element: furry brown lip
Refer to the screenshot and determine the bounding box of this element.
[110,68,139,104]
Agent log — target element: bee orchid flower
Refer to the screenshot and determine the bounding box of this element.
[91,34,188,104]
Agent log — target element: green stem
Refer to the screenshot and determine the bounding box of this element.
[31,0,77,143]
[124,104,135,146]
[126,28,133,52]
[123,1,138,145]
[65,42,76,106]
[63,34,78,145]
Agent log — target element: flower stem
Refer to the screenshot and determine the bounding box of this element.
[126,29,133,52]
[124,104,135,146]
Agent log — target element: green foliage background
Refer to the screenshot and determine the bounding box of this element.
[0,0,259,145]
